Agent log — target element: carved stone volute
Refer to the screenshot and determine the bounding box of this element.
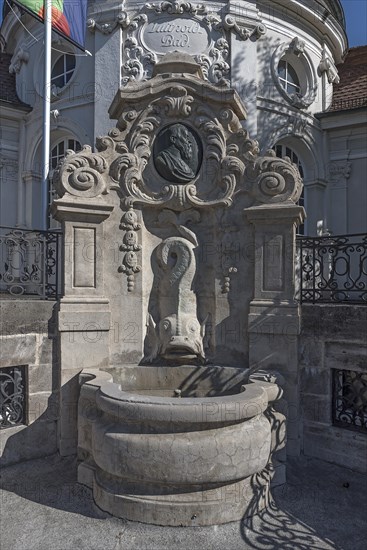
[246,149,303,205]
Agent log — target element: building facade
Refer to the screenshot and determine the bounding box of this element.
[1,0,366,235]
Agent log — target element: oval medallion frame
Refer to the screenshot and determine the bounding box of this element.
[153,123,203,183]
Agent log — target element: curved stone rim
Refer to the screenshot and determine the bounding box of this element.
[94,380,269,424]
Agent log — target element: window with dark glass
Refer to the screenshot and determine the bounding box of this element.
[278,59,301,95]
[274,144,305,233]
[49,139,81,227]
[50,139,81,170]
[51,54,76,90]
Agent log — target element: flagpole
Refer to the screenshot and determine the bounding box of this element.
[42,0,52,230]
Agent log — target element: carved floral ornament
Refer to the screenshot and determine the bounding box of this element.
[53,78,303,210]
[329,161,352,184]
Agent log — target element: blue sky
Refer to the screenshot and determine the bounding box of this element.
[0,1,366,46]
[342,0,367,46]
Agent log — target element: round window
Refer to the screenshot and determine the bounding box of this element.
[278,59,301,96]
[272,38,317,109]
[51,54,76,92]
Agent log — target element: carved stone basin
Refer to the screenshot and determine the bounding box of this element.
[78,365,281,526]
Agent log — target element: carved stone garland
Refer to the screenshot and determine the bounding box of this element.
[118,206,142,292]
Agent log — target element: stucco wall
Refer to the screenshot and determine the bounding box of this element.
[299,304,367,473]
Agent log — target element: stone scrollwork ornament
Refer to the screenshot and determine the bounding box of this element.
[53,145,109,198]
[246,150,303,205]
[107,56,257,210]
[318,56,340,84]
[121,2,266,87]
[155,86,194,117]
[197,36,230,85]
[122,26,158,85]
[53,55,303,211]
[87,0,130,35]
[145,1,207,14]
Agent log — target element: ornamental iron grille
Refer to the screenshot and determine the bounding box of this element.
[332,369,367,433]
[0,227,62,299]
[297,233,367,304]
[0,365,27,429]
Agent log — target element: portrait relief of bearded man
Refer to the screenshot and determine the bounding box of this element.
[154,124,200,183]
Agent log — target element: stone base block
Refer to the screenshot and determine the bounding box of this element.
[82,464,272,526]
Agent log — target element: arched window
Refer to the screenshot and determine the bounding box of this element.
[48,138,81,227]
[273,144,305,234]
[50,138,81,170]
[273,144,304,178]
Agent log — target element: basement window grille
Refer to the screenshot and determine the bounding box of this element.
[0,226,62,299]
[297,233,367,304]
[332,369,367,433]
[0,366,27,429]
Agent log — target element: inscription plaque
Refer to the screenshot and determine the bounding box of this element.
[143,16,209,55]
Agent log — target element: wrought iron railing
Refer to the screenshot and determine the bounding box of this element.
[0,226,62,299]
[332,369,367,433]
[0,365,27,429]
[297,233,367,304]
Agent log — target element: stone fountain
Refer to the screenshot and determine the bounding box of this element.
[52,53,304,526]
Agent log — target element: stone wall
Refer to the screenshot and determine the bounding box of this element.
[0,299,58,466]
[299,304,367,473]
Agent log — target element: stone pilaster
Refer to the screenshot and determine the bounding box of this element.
[328,160,351,234]
[245,203,305,456]
[52,197,113,455]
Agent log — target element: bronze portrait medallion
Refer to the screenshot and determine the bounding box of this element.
[153,123,202,183]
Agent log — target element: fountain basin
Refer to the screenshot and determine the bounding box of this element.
[78,365,282,526]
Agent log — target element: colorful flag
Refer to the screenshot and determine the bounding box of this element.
[11,0,88,50]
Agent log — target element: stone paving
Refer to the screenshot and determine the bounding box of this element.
[0,454,366,550]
